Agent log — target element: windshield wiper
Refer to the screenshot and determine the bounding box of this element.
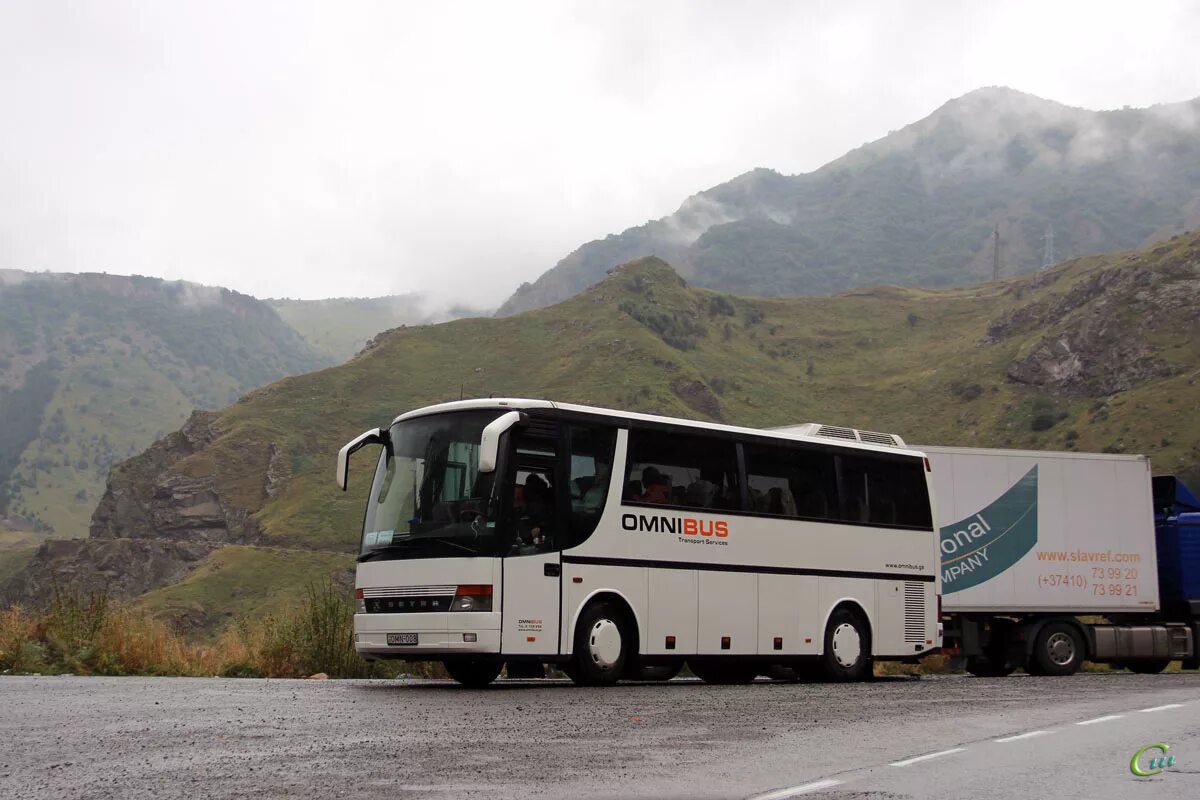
[357,536,478,561]
[421,536,478,555]
[357,542,417,562]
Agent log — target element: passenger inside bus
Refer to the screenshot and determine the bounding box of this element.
[683,467,720,507]
[580,458,611,513]
[638,467,670,503]
[513,471,555,553]
[765,486,797,516]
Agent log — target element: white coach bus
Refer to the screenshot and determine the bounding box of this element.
[337,399,941,687]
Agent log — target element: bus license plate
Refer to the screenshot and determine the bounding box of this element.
[387,633,418,646]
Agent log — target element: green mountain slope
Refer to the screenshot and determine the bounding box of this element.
[8,232,1200,631]
[0,270,332,540]
[498,87,1200,315]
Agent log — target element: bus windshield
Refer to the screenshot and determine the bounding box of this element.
[359,409,506,561]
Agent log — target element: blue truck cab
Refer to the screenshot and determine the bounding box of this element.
[1152,475,1200,620]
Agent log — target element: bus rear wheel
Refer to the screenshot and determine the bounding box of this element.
[444,657,504,688]
[820,607,873,682]
[570,601,632,686]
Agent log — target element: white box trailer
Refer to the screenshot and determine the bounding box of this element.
[922,446,1159,614]
[917,445,1197,676]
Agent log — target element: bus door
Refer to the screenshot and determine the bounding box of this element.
[501,421,562,655]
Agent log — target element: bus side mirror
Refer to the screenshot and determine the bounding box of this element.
[336,428,386,491]
[479,411,522,473]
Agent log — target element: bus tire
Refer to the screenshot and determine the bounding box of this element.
[820,606,873,682]
[571,600,632,686]
[965,656,1016,678]
[689,660,757,685]
[1028,622,1084,676]
[444,658,504,688]
[1126,659,1171,675]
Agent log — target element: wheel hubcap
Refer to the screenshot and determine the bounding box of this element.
[588,619,622,671]
[831,622,862,667]
[1046,632,1075,666]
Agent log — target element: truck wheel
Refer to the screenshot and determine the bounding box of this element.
[820,606,873,682]
[570,601,632,686]
[1029,622,1084,676]
[444,658,504,688]
[689,660,757,685]
[1127,659,1171,674]
[965,656,1015,678]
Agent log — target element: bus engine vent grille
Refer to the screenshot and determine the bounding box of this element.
[903,582,926,643]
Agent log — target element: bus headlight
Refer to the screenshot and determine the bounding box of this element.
[451,584,493,612]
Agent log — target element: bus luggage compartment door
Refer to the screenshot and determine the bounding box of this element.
[501,552,561,656]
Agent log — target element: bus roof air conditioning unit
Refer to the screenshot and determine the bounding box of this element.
[769,423,906,448]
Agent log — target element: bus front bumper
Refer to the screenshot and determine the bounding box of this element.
[354,612,501,658]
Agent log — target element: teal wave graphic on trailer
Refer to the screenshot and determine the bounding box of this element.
[940,465,1038,593]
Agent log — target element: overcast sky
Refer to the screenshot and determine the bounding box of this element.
[2,1,1198,307]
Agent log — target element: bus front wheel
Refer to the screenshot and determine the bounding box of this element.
[571,601,632,686]
[444,657,504,688]
[820,606,873,682]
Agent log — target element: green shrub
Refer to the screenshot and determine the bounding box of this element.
[617,301,707,351]
[1029,396,1069,431]
[1031,412,1059,431]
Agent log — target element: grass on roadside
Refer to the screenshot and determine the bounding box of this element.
[875,653,958,677]
[0,581,443,679]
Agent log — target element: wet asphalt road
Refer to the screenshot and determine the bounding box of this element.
[2,672,1198,800]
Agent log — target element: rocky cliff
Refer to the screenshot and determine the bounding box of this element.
[994,243,1200,394]
[5,410,266,608]
[88,411,259,544]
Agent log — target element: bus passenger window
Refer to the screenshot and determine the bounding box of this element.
[835,453,932,529]
[563,424,618,548]
[744,443,837,521]
[623,429,740,512]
